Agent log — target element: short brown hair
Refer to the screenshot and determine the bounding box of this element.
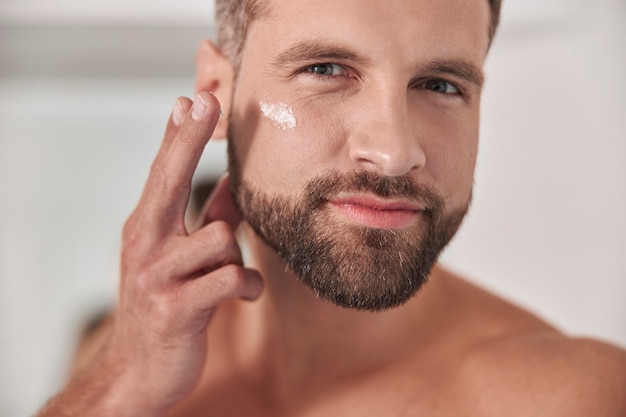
[215,0,502,68]
[215,0,270,70]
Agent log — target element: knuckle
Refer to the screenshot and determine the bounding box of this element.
[126,275,185,331]
[130,256,174,290]
[175,128,197,146]
[133,265,161,293]
[224,263,246,280]
[149,291,179,325]
[207,220,236,248]
[201,222,242,266]
[215,264,247,292]
[134,291,184,337]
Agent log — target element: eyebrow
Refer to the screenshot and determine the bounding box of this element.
[421,60,485,91]
[270,41,370,69]
[270,40,484,90]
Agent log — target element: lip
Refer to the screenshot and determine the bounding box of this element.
[327,195,423,229]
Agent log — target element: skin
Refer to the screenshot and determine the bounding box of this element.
[38,0,626,416]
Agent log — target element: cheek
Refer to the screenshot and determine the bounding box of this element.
[421,110,479,202]
[288,96,353,158]
[234,96,350,192]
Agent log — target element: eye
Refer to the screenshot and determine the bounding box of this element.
[305,63,346,77]
[421,79,460,95]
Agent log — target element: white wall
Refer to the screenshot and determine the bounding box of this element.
[0,1,624,416]
[443,0,626,344]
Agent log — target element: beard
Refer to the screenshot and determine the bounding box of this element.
[228,142,470,312]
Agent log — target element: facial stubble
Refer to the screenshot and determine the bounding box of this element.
[228,141,470,311]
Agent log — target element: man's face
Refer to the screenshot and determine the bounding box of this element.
[226,0,490,310]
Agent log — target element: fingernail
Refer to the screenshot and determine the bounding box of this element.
[191,95,208,121]
[172,99,184,126]
[208,91,223,117]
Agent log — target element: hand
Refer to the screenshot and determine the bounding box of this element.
[39,92,263,417]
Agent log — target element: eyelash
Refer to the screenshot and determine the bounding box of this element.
[297,63,465,98]
[297,62,352,80]
[415,79,464,98]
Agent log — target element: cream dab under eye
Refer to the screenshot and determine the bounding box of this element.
[259,101,298,131]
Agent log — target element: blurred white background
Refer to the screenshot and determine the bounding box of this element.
[0,0,624,416]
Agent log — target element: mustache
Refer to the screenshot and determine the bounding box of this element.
[303,170,443,212]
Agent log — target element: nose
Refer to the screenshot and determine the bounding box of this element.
[348,90,426,177]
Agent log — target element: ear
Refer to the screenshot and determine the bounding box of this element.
[195,39,234,139]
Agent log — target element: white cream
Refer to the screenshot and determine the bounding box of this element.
[259,101,297,131]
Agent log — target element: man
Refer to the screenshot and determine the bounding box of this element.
[39,0,626,416]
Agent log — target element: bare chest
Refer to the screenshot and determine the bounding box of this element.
[166,365,466,417]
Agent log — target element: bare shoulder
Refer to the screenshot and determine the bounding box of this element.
[457,332,626,416]
[437,270,626,417]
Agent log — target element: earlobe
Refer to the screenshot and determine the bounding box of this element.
[195,39,234,140]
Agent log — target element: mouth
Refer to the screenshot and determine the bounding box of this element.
[327,195,424,229]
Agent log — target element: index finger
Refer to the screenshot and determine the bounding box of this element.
[140,92,222,234]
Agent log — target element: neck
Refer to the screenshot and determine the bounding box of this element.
[209,225,449,395]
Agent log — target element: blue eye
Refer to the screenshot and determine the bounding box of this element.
[422,79,459,94]
[306,63,346,76]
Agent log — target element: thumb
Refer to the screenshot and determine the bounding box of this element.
[195,174,242,232]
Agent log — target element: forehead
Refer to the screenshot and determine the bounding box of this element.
[245,0,491,64]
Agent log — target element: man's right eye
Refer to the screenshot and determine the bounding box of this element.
[306,63,346,76]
